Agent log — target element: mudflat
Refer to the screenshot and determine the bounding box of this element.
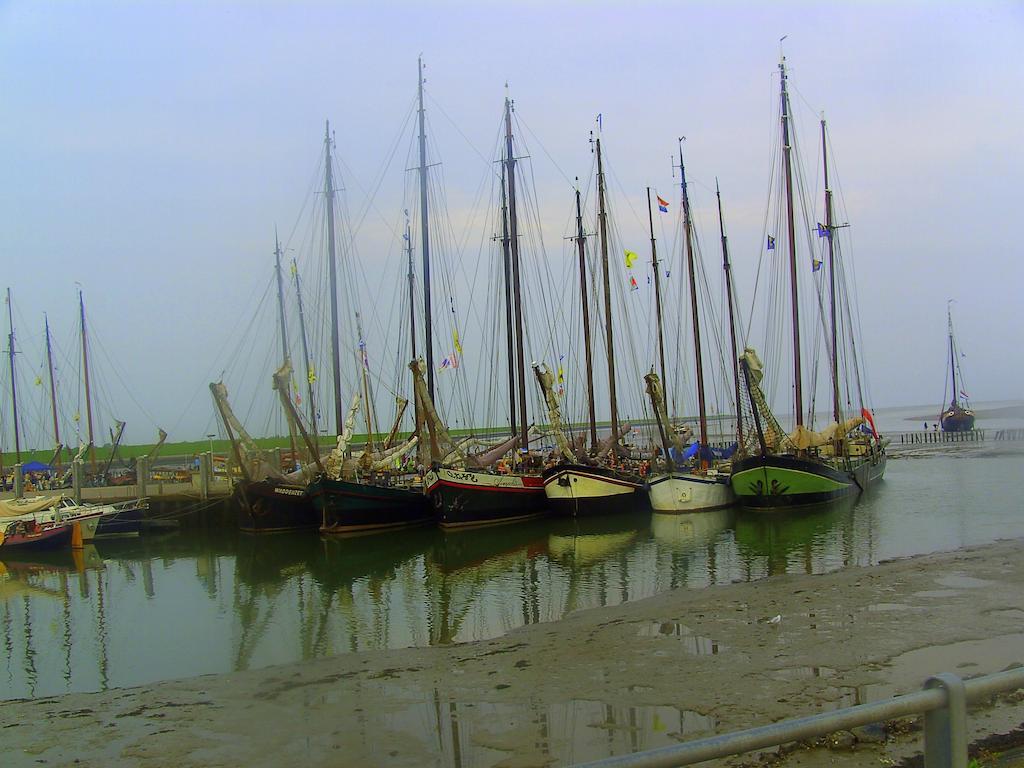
[5,539,1023,767]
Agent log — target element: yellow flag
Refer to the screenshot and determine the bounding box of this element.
[307,365,317,385]
[290,262,297,277]
[453,329,463,356]
[557,365,564,384]
[34,376,42,386]
[73,412,81,422]
[624,250,638,269]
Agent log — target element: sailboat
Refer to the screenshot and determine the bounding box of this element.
[940,304,974,432]
[644,149,736,513]
[422,93,546,528]
[730,57,886,510]
[538,132,644,517]
[214,227,321,534]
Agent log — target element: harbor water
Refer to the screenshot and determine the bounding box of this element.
[2,443,1023,702]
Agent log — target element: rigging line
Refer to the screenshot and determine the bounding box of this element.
[88,327,160,428]
[605,157,647,231]
[165,267,274,440]
[514,113,577,190]
[424,89,495,171]
[337,101,417,244]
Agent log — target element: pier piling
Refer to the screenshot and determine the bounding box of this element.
[137,456,149,498]
[72,460,83,503]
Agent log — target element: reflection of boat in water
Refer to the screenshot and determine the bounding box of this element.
[430,517,549,575]
[234,531,325,589]
[733,495,857,575]
[651,507,734,552]
[546,513,648,568]
[309,527,437,593]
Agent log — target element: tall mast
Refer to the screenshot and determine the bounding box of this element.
[679,144,709,456]
[417,57,436,402]
[595,136,620,446]
[716,180,745,450]
[273,229,290,368]
[821,119,842,425]
[646,187,668,392]
[45,314,62,468]
[79,289,96,472]
[405,212,420,430]
[499,164,517,438]
[324,120,344,435]
[356,313,376,451]
[948,305,958,408]
[574,187,598,449]
[504,96,529,450]
[273,230,297,463]
[292,258,317,431]
[780,56,804,428]
[6,288,20,463]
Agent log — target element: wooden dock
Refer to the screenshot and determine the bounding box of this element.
[0,452,233,508]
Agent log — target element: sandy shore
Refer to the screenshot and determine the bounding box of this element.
[5,539,1023,767]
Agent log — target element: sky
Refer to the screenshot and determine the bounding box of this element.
[1,0,1022,449]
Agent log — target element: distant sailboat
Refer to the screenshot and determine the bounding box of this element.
[940,304,974,432]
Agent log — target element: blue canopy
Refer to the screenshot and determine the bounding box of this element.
[681,442,738,462]
[20,461,53,473]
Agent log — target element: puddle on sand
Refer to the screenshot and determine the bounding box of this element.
[770,666,837,681]
[913,589,964,598]
[935,574,996,589]
[352,683,718,767]
[638,621,728,656]
[881,633,1024,688]
[867,603,920,612]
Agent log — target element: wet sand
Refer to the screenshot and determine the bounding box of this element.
[5,538,1023,767]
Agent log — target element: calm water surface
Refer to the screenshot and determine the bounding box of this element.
[2,451,1023,703]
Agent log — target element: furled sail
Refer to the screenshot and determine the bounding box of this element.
[531,362,575,461]
[739,347,791,451]
[210,380,281,480]
[323,393,362,479]
[788,416,865,449]
[467,434,521,469]
[410,357,462,466]
[644,371,684,455]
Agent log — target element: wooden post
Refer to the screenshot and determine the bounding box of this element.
[199,452,211,501]
[72,460,83,503]
[137,456,148,499]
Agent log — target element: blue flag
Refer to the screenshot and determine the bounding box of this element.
[767,235,776,251]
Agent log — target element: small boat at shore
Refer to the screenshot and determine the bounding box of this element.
[0,494,149,543]
[0,518,72,551]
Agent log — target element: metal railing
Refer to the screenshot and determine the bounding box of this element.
[574,668,1024,768]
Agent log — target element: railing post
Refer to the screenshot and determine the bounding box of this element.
[924,673,968,768]
[273,447,282,474]
[72,459,83,503]
[137,456,149,499]
[13,464,24,498]
[199,452,211,500]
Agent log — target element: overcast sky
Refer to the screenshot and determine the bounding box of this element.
[1,0,1021,448]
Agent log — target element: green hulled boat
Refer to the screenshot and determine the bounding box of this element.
[730,57,886,511]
